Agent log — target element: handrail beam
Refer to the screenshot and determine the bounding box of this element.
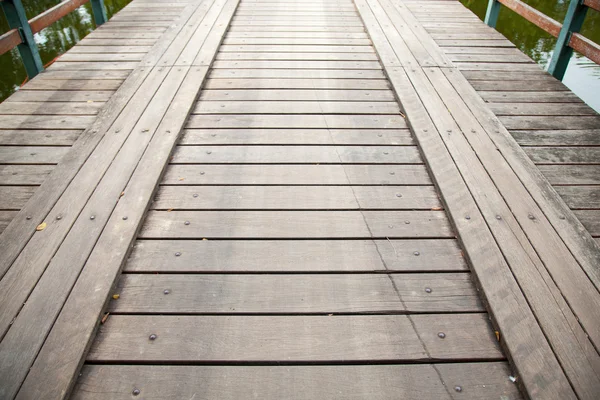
[497,0,562,37]
[29,0,90,35]
[0,28,21,56]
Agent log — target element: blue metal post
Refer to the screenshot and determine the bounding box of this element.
[90,0,108,26]
[484,0,502,28]
[0,0,44,78]
[548,0,588,80]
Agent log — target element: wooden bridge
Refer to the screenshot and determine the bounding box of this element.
[0,0,599,399]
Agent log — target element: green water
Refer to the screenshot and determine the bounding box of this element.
[461,0,600,112]
[0,0,132,103]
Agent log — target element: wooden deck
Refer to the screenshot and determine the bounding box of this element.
[0,0,598,399]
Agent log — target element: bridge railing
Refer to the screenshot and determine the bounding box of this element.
[485,0,600,80]
[0,0,107,79]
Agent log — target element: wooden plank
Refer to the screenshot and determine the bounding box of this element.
[0,102,103,116]
[554,186,600,209]
[73,362,521,400]
[35,70,132,80]
[212,60,382,69]
[575,210,600,236]
[72,363,521,400]
[179,128,415,145]
[0,165,53,185]
[479,91,583,103]
[524,147,600,164]
[203,78,390,89]
[471,80,569,92]
[109,273,482,313]
[426,66,600,397]
[139,210,452,238]
[537,165,600,185]
[126,239,467,272]
[500,115,600,130]
[219,44,374,52]
[163,164,433,185]
[13,1,239,397]
[171,145,420,164]
[185,115,407,129]
[511,130,600,146]
[222,37,371,44]
[5,90,114,103]
[0,211,18,235]
[0,115,96,130]
[152,185,440,210]
[208,68,385,78]
[216,52,381,61]
[199,89,396,101]
[0,130,81,146]
[0,146,70,164]
[0,186,36,210]
[87,314,501,361]
[488,103,597,116]
[193,100,399,114]
[21,79,122,91]
[354,1,579,398]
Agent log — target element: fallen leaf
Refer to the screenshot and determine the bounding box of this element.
[87,100,93,103]
[495,331,500,341]
[36,222,47,231]
[112,294,120,300]
[119,191,125,198]
[431,207,442,211]
[101,313,110,324]
[202,238,208,241]
[167,208,174,212]
[179,177,185,181]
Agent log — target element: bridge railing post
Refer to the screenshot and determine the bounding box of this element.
[90,0,108,26]
[484,0,501,28]
[0,0,44,79]
[548,0,588,80]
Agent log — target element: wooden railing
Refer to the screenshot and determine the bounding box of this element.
[0,0,107,79]
[485,0,600,79]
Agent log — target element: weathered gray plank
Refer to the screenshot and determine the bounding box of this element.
[126,239,467,272]
[193,100,399,114]
[0,186,36,210]
[152,185,440,209]
[199,89,396,101]
[163,164,432,185]
[171,145,420,163]
[511,130,600,146]
[537,165,600,185]
[0,130,81,146]
[87,314,501,361]
[179,128,415,145]
[72,363,521,400]
[109,273,482,313]
[0,146,70,164]
[139,210,452,238]
[203,78,390,89]
[555,186,600,209]
[524,147,600,164]
[186,115,407,129]
[208,68,385,78]
[0,165,53,185]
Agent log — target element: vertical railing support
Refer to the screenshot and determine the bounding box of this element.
[90,0,108,26]
[548,0,588,80]
[0,0,44,79]
[484,0,501,28]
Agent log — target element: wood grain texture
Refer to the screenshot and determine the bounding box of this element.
[72,363,521,400]
[126,239,467,272]
[163,164,432,185]
[139,210,453,238]
[87,314,502,362]
[109,273,482,313]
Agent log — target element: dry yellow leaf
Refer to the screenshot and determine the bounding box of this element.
[167,208,174,212]
[495,331,500,341]
[36,222,47,231]
[431,207,443,211]
[112,294,120,300]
